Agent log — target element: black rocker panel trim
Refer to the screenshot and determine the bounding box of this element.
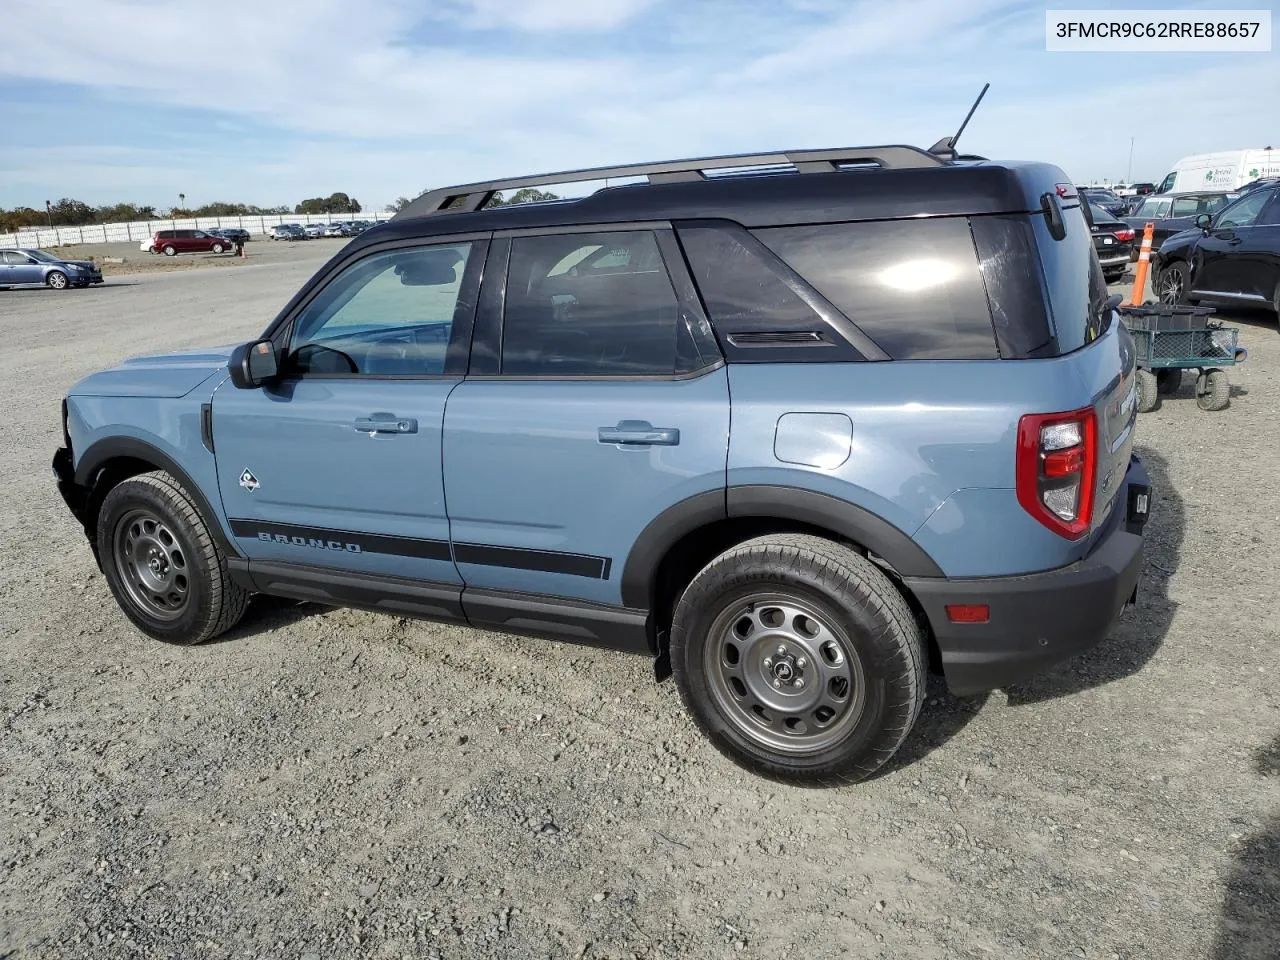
[727,485,944,578]
[227,519,613,579]
[461,587,650,654]
[71,436,241,559]
[238,560,649,655]
[244,560,465,622]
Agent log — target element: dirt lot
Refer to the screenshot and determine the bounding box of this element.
[1,258,1278,960]
[31,237,353,278]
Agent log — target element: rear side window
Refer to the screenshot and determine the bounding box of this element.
[755,219,998,360]
[501,231,681,376]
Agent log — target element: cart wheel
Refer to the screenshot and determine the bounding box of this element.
[1195,370,1229,411]
[1155,369,1182,396]
[1136,369,1160,413]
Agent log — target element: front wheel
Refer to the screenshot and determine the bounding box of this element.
[97,471,249,645]
[45,270,68,289]
[670,534,925,785]
[211,242,224,254]
[1195,369,1230,411]
[1155,261,1193,304]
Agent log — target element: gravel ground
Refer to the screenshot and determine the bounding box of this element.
[1,259,1277,960]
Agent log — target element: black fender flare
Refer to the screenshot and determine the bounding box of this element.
[619,485,943,608]
[72,436,241,559]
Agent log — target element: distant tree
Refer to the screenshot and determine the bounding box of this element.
[487,188,559,207]
[0,206,45,232]
[386,196,412,213]
[95,202,157,222]
[295,192,361,215]
[47,197,96,226]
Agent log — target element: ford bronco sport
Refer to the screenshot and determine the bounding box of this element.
[53,144,1151,784]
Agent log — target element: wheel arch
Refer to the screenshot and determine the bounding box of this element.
[622,486,944,664]
[72,437,240,560]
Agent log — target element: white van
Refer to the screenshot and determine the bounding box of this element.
[1156,148,1280,194]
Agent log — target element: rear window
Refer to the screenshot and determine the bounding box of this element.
[755,219,998,360]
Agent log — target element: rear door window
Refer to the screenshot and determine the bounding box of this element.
[755,219,998,359]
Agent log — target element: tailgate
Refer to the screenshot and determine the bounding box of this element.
[1089,318,1138,532]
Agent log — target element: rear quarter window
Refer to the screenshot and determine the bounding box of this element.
[1030,200,1109,353]
[754,218,998,360]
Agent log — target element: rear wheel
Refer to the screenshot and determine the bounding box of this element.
[163,245,177,257]
[98,471,249,645]
[1195,369,1230,411]
[45,270,68,289]
[670,534,925,785]
[1136,369,1160,413]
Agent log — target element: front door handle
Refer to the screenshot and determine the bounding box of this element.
[598,420,680,446]
[354,414,417,435]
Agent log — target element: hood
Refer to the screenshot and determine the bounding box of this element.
[68,344,237,398]
[64,260,100,270]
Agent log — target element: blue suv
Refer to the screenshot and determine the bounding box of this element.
[53,144,1151,784]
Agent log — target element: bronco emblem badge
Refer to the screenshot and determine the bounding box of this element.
[238,468,260,492]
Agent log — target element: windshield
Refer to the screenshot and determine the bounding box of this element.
[26,250,62,263]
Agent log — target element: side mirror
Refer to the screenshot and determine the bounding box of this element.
[228,339,279,389]
[1195,213,1213,231]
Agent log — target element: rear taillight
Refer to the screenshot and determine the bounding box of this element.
[1016,408,1097,539]
[1115,228,1136,242]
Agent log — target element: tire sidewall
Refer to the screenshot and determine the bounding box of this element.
[97,479,219,644]
[672,562,912,781]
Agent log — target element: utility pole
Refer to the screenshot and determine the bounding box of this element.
[1127,137,1135,183]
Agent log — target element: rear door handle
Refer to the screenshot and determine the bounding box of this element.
[354,414,417,435]
[597,420,680,446]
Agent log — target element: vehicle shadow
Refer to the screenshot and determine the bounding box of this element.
[1201,304,1277,333]
[1003,442,1181,705]
[209,594,318,644]
[1213,811,1280,959]
[872,675,989,779]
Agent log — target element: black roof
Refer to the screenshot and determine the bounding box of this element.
[369,150,1065,249]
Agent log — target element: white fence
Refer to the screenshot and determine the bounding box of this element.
[0,211,395,249]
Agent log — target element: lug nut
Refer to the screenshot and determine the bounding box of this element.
[777,644,787,656]
[794,678,805,689]
[763,657,773,668]
[796,657,807,669]
[773,679,781,688]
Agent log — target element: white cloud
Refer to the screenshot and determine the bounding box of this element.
[0,0,1277,209]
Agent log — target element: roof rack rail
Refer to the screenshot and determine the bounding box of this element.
[394,144,945,219]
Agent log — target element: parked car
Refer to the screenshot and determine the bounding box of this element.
[323,222,350,237]
[210,227,251,244]
[1151,182,1280,315]
[1123,191,1240,255]
[269,224,305,241]
[148,229,232,256]
[304,223,326,239]
[0,248,103,289]
[1080,187,1129,218]
[52,143,1150,784]
[1086,203,1135,282]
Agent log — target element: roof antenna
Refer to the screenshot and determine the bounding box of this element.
[929,82,990,159]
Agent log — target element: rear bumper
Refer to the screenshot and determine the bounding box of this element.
[907,455,1152,696]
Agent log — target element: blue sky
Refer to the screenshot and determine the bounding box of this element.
[1,0,1276,212]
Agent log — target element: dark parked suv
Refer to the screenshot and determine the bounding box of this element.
[54,144,1151,783]
[1152,182,1280,316]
